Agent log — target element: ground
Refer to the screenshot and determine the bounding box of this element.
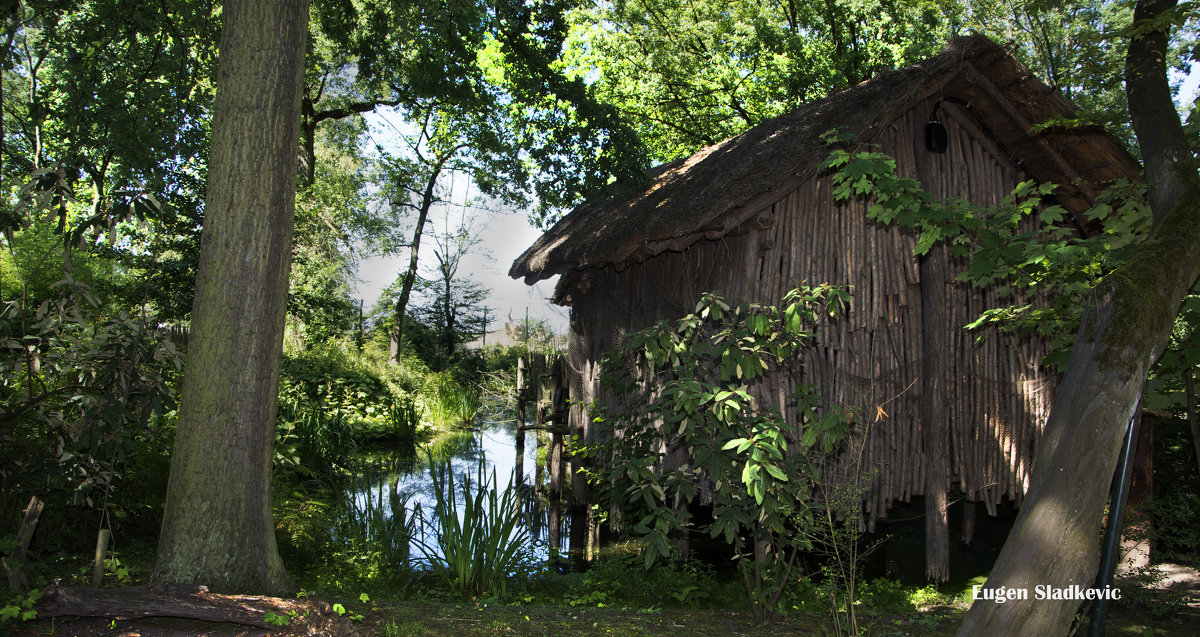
[8,566,1198,637]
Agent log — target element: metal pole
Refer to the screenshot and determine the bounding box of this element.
[1087,397,1142,637]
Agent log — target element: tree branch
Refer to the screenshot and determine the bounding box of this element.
[310,96,403,125]
[1126,0,1194,226]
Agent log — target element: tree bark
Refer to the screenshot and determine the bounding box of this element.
[389,203,429,363]
[956,0,1199,633]
[151,0,308,596]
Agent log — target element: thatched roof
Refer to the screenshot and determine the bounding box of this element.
[510,34,1140,289]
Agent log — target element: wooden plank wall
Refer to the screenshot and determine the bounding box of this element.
[564,101,1057,523]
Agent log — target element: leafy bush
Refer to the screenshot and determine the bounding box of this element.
[1,277,180,521]
[583,284,853,619]
[279,343,395,430]
[275,398,357,478]
[277,339,431,447]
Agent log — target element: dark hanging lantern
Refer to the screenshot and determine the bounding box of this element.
[925,101,948,153]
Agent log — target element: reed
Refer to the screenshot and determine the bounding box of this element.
[412,460,532,598]
[420,373,481,430]
[387,394,422,440]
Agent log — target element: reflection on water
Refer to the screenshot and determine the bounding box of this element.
[336,402,573,568]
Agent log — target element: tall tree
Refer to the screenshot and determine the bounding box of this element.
[566,0,962,162]
[957,0,1199,633]
[151,0,308,595]
[373,104,473,363]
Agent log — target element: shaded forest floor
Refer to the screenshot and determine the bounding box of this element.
[10,574,1198,637]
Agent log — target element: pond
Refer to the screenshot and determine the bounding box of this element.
[333,401,578,571]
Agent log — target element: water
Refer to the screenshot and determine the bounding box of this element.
[338,403,575,568]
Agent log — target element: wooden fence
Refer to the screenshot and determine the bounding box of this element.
[514,353,595,563]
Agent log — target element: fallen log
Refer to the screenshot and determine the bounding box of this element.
[36,584,356,636]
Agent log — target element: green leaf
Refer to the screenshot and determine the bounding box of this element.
[1039,205,1066,224]
[764,464,788,481]
[721,438,747,451]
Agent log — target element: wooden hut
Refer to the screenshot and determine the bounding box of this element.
[509,35,1141,578]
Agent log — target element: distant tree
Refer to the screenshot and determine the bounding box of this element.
[411,207,491,361]
[373,103,473,363]
[151,0,307,595]
[504,317,566,356]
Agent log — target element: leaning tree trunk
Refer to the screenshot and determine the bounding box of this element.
[389,152,455,363]
[152,0,308,596]
[957,0,1199,633]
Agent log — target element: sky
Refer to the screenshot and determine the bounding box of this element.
[351,210,570,336]
[351,108,570,336]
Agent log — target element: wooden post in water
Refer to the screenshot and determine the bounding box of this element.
[570,494,589,570]
[514,423,526,486]
[547,355,565,501]
[548,502,561,555]
[516,355,529,486]
[516,356,527,429]
[530,355,545,493]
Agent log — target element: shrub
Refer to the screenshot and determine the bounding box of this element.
[584,284,854,620]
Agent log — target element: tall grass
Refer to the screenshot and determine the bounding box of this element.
[387,394,422,440]
[413,460,532,598]
[420,373,480,430]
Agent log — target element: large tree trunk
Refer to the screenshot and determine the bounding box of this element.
[152,0,308,596]
[956,0,1199,633]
